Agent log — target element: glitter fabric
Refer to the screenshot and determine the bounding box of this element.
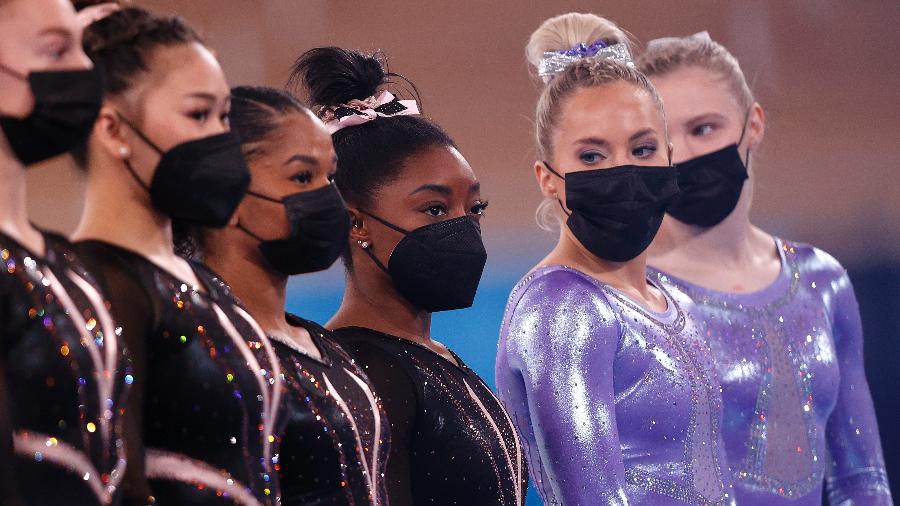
[75,241,281,505]
[1,231,130,505]
[270,314,389,505]
[537,42,634,78]
[333,327,528,506]
[496,265,735,505]
[650,238,893,505]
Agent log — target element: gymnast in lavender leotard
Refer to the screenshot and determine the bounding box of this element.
[496,13,736,505]
[638,32,891,505]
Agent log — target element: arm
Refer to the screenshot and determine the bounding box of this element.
[824,272,893,505]
[0,286,25,506]
[81,254,157,506]
[0,365,25,506]
[496,271,627,506]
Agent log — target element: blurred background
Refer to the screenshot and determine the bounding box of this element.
[33,1,899,503]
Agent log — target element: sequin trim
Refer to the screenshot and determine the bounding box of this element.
[344,366,384,506]
[145,449,263,506]
[211,303,281,472]
[14,431,126,504]
[463,379,524,506]
[658,240,825,497]
[322,370,381,505]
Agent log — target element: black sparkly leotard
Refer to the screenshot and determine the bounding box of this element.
[271,315,389,506]
[75,241,282,506]
[332,327,528,506]
[1,232,130,505]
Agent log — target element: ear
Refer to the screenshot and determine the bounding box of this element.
[534,160,561,200]
[347,207,370,245]
[667,142,675,166]
[745,102,765,150]
[93,105,130,160]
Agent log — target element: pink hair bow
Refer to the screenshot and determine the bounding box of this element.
[322,91,420,134]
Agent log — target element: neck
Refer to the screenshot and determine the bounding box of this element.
[649,193,762,268]
[205,242,291,337]
[0,152,44,254]
[550,228,651,297]
[72,162,175,259]
[329,269,432,344]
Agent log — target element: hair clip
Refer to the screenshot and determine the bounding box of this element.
[319,91,420,134]
[538,40,633,79]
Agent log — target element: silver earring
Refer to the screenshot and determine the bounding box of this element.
[358,240,370,249]
[118,146,130,158]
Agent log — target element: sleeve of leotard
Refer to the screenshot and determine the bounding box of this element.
[79,251,158,506]
[0,363,25,506]
[0,280,25,506]
[339,339,419,506]
[823,270,893,505]
[496,269,628,506]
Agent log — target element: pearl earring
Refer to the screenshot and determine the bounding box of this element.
[118,146,130,158]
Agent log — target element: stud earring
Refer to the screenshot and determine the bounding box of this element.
[118,146,130,158]
[357,240,370,249]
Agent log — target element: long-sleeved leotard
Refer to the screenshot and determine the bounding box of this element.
[75,241,282,506]
[1,232,130,505]
[496,265,735,505]
[271,315,390,506]
[334,327,528,506]
[651,238,892,505]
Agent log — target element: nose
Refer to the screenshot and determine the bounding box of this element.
[71,48,93,70]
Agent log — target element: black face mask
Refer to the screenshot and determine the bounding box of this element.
[0,64,103,165]
[238,183,351,275]
[546,162,680,262]
[360,212,487,313]
[120,117,250,227]
[666,113,752,227]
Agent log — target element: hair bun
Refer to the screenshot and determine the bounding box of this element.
[526,13,632,76]
[289,47,388,109]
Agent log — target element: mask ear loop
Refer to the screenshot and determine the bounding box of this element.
[542,161,572,217]
[0,62,28,82]
[235,191,290,243]
[355,209,409,274]
[115,113,167,192]
[737,107,753,167]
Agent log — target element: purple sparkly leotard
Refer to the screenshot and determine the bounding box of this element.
[650,238,892,505]
[496,265,735,505]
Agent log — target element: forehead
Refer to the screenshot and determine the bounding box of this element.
[387,145,478,193]
[556,81,665,138]
[0,0,78,37]
[136,42,228,98]
[266,111,333,152]
[650,66,743,119]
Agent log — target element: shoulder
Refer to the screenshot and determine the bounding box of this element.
[780,238,851,290]
[331,328,417,376]
[507,265,616,315]
[331,328,421,407]
[501,266,622,360]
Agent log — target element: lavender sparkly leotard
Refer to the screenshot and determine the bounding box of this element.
[496,265,735,505]
[650,238,892,505]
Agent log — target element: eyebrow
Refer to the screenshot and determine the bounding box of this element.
[573,136,609,147]
[629,128,657,141]
[185,92,219,103]
[284,154,319,167]
[684,112,727,126]
[36,28,72,40]
[409,184,452,196]
[468,181,481,194]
